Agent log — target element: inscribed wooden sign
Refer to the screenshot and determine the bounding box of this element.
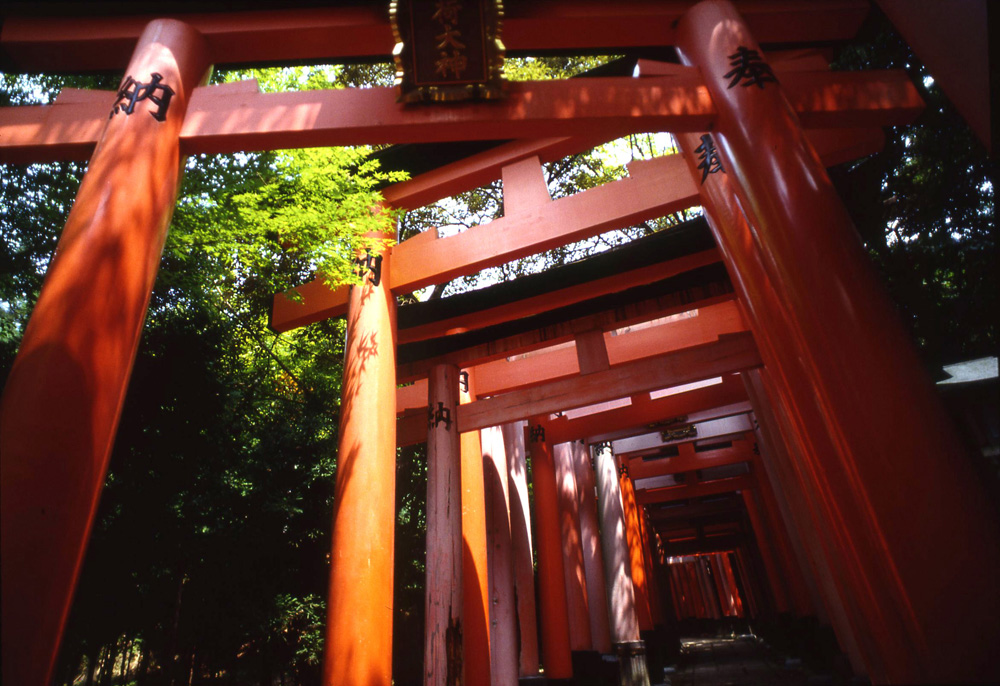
[390,0,505,103]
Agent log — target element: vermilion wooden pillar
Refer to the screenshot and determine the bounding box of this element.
[501,421,540,677]
[677,3,1000,680]
[553,441,593,652]
[618,465,653,631]
[740,488,790,614]
[481,425,518,685]
[592,445,650,686]
[744,367,863,663]
[638,508,664,627]
[751,451,816,618]
[425,364,463,686]
[676,122,863,665]
[707,555,731,616]
[526,418,573,679]
[459,372,491,686]
[571,442,612,653]
[0,20,210,686]
[324,240,397,686]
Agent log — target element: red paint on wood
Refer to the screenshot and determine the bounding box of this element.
[0,20,210,686]
[323,241,397,686]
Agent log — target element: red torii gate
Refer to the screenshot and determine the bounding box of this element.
[2,2,998,685]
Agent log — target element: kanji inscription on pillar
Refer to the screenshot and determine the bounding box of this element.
[389,0,505,103]
[694,134,724,183]
[354,250,383,287]
[723,47,777,89]
[110,73,175,121]
[428,401,452,430]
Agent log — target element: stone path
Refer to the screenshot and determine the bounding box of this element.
[656,636,835,686]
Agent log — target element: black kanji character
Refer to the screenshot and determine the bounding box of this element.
[694,134,724,183]
[110,72,175,121]
[723,46,777,89]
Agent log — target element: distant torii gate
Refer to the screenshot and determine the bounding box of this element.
[2,2,999,686]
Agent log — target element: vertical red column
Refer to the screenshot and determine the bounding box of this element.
[721,554,745,618]
[740,488,790,614]
[618,465,653,631]
[638,508,664,627]
[677,2,1000,681]
[482,425,518,685]
[751,452,815,618]
[527,418,573,679]
[324,239,397,686]
[707,555,731,616]
[554,441,593,653]
[501,421,540,677]
[459,373,491,686]
[425,364,463,686]
[593,445,650,685]
[0,20,210,686]
[571,442,612,654]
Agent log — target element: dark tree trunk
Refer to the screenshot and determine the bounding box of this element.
[83,647,100,686]
[136,646,151,686]
[98,640,118,686]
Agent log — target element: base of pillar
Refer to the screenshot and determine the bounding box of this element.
[518,676,547,685]
[614,641,651,686]
[640,629,666,683]
[570,650,616,686]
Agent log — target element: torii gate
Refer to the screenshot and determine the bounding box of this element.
[2,2,999,685]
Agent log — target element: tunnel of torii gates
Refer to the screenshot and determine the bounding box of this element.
[1,1,999,685]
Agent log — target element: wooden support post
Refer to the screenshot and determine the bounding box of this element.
[482,425,518,685]
[553,441,593,652]
[638,509,665,627]
[750,448,816,618]
[733,549,759,619]
[618,465,653,632]
[699,558,721,620]
[527,418,573,679]
[707,555,731,616]
[740,488,790,615]
[674,96,878,684]
[324,240,397,686]
[722,554,746,618]
[425,364,463,686]
[459,372,491,686]
[501,421,540,677]
[677,2,1000,681]
[743,369,863,661]
[593,445,650,686]
[0,20,210,686]
[571,442,613,654]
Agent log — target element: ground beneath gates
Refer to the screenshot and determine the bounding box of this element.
[656,635,848,686]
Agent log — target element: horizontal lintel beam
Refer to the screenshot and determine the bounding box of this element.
[270,117,889,333]
[457,330,761,434]
[550,376,749,445]
[396,298,747,415]
[636,473,755,505]
[272,152,699,332]
[0,1,869,72]
[1,71,919,166]
[626,436,755,480]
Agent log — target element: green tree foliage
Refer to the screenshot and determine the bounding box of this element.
[1,64,404,685]
[830,9,996,367]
